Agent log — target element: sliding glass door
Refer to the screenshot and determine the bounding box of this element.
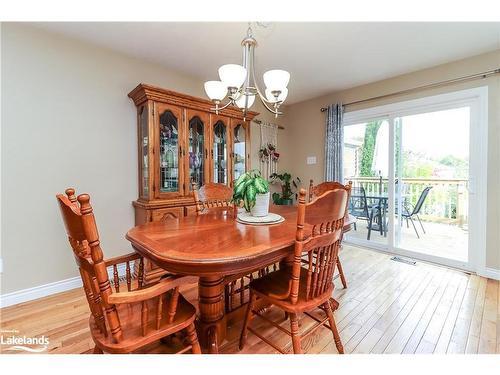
[343,119,389,248]
[392,107,470,263]
[341,87,488,272]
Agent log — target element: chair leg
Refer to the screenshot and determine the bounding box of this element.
[239,291,257,350]
[289,313,302,354]
[336,258,347,288]
[93,345,103,354]
[382,209,388,237]
[367,212,374,240]
[323,302,344,354]
[409,217,420,239]
[378,210,383,236]
[329,297,339,311]
[185,323,201,354]
[416,214,426,234]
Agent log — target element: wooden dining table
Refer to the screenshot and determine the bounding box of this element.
[126,204,354,353]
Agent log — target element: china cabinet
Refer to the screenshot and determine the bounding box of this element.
[128,84,256,282]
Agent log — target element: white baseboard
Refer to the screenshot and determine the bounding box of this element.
[481,267,500,281]
[0,263,129,308]
[0,276,83,308]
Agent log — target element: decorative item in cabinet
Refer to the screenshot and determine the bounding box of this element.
[155,103,184,198]
[128,83,258,282]
[186,110,210,194]
[139,104,150,199]
[211,116,229,185]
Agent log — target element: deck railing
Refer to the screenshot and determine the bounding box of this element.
[346,177,468,226]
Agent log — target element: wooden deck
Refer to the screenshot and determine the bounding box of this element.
[1,245,498,354]
[345,220,468,262]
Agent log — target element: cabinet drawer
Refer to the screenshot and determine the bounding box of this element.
[150,207,184,222]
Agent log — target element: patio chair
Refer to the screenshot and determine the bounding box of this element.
[349,186,384,240]
[402,186,432,239]
[349,186,370,230]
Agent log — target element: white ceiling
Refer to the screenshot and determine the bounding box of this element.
[32,22,500,104]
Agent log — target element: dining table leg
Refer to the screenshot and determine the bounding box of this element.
[197,276,227,354]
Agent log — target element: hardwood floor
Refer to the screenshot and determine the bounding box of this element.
[1,245,498,354]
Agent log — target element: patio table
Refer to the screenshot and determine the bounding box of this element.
[349,193,388,240]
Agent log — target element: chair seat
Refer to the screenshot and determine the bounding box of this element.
[250,268,334,313]
[90,293,196,354]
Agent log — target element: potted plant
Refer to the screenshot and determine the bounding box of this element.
[270,172,301,205]
[233,169,270,217]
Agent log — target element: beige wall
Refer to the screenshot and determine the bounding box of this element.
[283,50,500,271]
[0,23,286,294]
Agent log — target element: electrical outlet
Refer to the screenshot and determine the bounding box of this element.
[306,156,317,165]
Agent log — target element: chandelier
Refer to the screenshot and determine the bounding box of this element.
[204,25,290,119]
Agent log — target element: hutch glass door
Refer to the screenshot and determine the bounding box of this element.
[188,113,207,190]
[212,119,228,184]
[139,105,149,199]
[156,104,183,196]
[232,122,247,182]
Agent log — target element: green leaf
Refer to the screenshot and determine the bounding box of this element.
[243,178,254,189]
[272,192,281,204]
[234,179,248,197]
[234,173,249,188]
[243,194,250,212]
[262,179,270,192]
[254,177,269,194]
[246,184,257,206]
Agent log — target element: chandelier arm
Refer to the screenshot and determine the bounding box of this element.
[249,50,284,108]
[248,55,282,116]
[210,99,234,112]
[258,97,283,116]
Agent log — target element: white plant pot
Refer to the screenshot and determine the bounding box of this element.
[251,192,270,217]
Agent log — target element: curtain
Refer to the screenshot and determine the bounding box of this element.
[324,103,344,182]
[259,121,279,180]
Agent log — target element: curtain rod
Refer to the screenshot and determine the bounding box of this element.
[253,119,285,130]
[320,68,500,112]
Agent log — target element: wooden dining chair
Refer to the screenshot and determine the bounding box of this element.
[56,188,201,354]
[191,181,277,315]
[308,179,351,288]
[192,182,234,214]
[239,186,350,354]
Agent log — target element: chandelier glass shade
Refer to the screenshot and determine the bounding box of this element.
[204,25,290,119]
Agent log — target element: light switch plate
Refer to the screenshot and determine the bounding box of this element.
[306,156,317,165]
